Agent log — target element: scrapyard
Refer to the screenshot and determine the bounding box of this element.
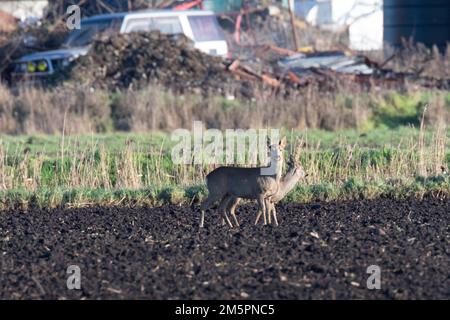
[1,1,449,94]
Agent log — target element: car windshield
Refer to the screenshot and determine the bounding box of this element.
[188,15,225,42]
[63,18,122,47]
[126,16,183,34]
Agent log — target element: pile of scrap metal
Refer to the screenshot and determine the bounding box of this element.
[226,50,450,92]
[279,51,450,90]
[227,59,280,88]
[278,51,380,90]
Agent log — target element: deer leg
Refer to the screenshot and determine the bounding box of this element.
[218,195,233,228]
[222,199,234,226]
[200,202,210,228]
[228,197,241,227]
[255,210,263,225]
[263,202,267,225]
[254,212,261,225]
[255,198,269,225]
[200,193,222,228]
[267,199,275,225]
[271,203,279,226]
[200,211,205,228]
[256,196,267,226]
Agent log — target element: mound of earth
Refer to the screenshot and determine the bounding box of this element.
[71,31,251,96]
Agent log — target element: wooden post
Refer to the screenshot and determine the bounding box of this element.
[288,0,299,51]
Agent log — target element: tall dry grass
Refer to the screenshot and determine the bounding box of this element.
[0,84,110,134]
[0,82,448,135]
[0,118,447,197]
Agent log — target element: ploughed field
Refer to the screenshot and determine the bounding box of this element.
[0,198,448,299]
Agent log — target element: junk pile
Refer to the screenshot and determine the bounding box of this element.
[3,1,449,94]
[279,51,374,75]
[277,51,450,91]
[70,31,274,97]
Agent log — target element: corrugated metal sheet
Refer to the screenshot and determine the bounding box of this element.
[384,0,450,49]
[279,52,374,75]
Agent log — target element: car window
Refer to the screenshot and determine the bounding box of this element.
[126,18,149,32]
[64,18,122,47]
[188,15,225,42]
[126,17,182,34]
[150,17,183,34]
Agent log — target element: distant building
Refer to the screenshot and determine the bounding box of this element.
[293,0,383,51]
[0,0,48,21]
[293,0,450,51]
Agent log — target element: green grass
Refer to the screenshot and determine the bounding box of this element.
[0,131,169,156]
[0,126,449,210]
[1,126,449,156]
[1,175,448,210]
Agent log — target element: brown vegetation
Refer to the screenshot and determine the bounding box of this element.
[0,82,448,135]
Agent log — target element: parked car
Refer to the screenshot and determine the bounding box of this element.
[12,9,228,81]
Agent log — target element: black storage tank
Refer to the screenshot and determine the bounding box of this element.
[384,0,450,49]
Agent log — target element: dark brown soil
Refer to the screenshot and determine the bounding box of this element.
[0,198,448,299]
[70,31,246,96]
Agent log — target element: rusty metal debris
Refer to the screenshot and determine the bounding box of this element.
[278,51,450,91]
[2,2,449,93]
[279,52,374,75]
[228,59,280,87]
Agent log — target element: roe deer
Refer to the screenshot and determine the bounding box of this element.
[254,144,307,225]
[200,137,286,228]
[226,140,307,226]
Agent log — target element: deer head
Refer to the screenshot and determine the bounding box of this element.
[267,136,286,162]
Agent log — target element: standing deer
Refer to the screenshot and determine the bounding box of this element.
[199,137,287,228]
[225,140,307,226]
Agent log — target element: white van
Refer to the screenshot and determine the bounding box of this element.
[13,9,228,79]
[120,10,228,57]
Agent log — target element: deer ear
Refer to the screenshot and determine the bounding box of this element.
[279,136,286,149]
